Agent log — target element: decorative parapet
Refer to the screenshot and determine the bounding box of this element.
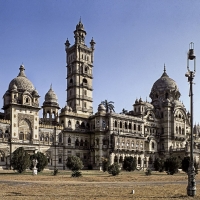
[39,124,63,130]
[0,119,10,124]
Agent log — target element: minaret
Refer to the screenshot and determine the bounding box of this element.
[65,20,95,114]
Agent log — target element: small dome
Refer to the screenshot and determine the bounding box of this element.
[44,85,58,104]
[98,103,106,112]
[32,89,39,97]
[8,65,35,93]
[139,97,143,103]
[135,99,139,104]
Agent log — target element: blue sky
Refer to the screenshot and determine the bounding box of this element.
[0,0,200,121]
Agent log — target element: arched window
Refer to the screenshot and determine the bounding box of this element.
[47,111,50,118]
[85,66,88,73]
[52,112,55,119]
[68,120,71,127]
[115,121,117,128]
[81,122,85,128]
[120,121,122,128]
[138,125,141,131]
[70,78,73,84]
[68,137,71,144]
[83,78,87,85]
[182,128,184,135]
[75,138,79,146]
[26,97,29,103]
[80,139,83,146]
[40,134,44,141]
[179,127,181,134]
[129,123,132,129]
[176,126,178,134]
[152,142,155,149]
[114,155,118,163]
[125,122,127,129]
[138,157,141,165]
[134,124,136,130]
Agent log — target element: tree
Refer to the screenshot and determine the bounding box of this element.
[181,156,190,173]
[66,156,83,177]
[121,108,128,114]
[101,100,115,113]
[30,152,48,172]
[123,156,136,171]
[101,157,109,172]
[154,158,165,172]
[182,156,199,174]
[164,156,181,175]
[11,147,31,173]
[108,163,120,176]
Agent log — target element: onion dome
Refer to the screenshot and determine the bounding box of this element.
[98,103,106,112]
[150,65,180,102]
[44,85,58,103]
[8,65,35,93]
[43,85,59,107]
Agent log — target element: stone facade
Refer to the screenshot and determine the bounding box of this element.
[0,20,200,170]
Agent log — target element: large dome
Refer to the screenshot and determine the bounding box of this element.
[151,70,178,93]
[150,67,180,102]
[8,65,35,92]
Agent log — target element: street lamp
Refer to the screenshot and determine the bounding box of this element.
[185,42,196,196]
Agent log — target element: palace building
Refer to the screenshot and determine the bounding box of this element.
[0,20,200,170]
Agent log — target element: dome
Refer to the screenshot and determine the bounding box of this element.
[98,103,106,112]
[150,66,180,101]
[44,85,58,104]
[8,65,35,92]
[151,70,178,93]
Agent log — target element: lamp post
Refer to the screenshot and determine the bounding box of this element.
[185,42,196,196]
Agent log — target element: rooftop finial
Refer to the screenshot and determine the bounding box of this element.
[18,64,26,77]
[79,16,81,23]
[50,83,52,90]
[164,63,166,73]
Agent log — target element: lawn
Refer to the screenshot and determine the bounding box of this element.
[0,170,199,200]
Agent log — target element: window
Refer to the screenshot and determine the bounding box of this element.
[69,78,73,84]
[58,156,62,164]
[134,124,136,130]
[85,139,88,146]
[152,142,155,149]
[138,125,141,131]
[0,130,3,138]
[75,138,79,146]
[129,123,132,129]
[68,120,71,127]
[80,139,83,146]
[84,102,87,108]
[59,134,62,143]
[125,122,127,129]
[115,121,117,128]
[19,132,24,140]
[68,137,71,144]
[120,121,122,128]
[85,66,88,73]
[83,78,87,84]
[26,97,29,103]
[84,90,87,95]
[138,157,141,165]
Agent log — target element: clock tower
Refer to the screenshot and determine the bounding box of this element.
[65,20,95,114]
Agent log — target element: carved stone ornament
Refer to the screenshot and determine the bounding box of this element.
[18,113,34,129]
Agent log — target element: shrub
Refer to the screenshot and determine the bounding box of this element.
[30,152,48,172]
[154,158,165,172]
[123,156,136,171]
[102,157,109,172]
[53,168,58,176]
[108,163,120,176]
[145,168,152,176]
[165,156,181,175]
[11,147,31,173]
[182,157,199,174]
[181,156,190,173]
[66,156,83,177]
